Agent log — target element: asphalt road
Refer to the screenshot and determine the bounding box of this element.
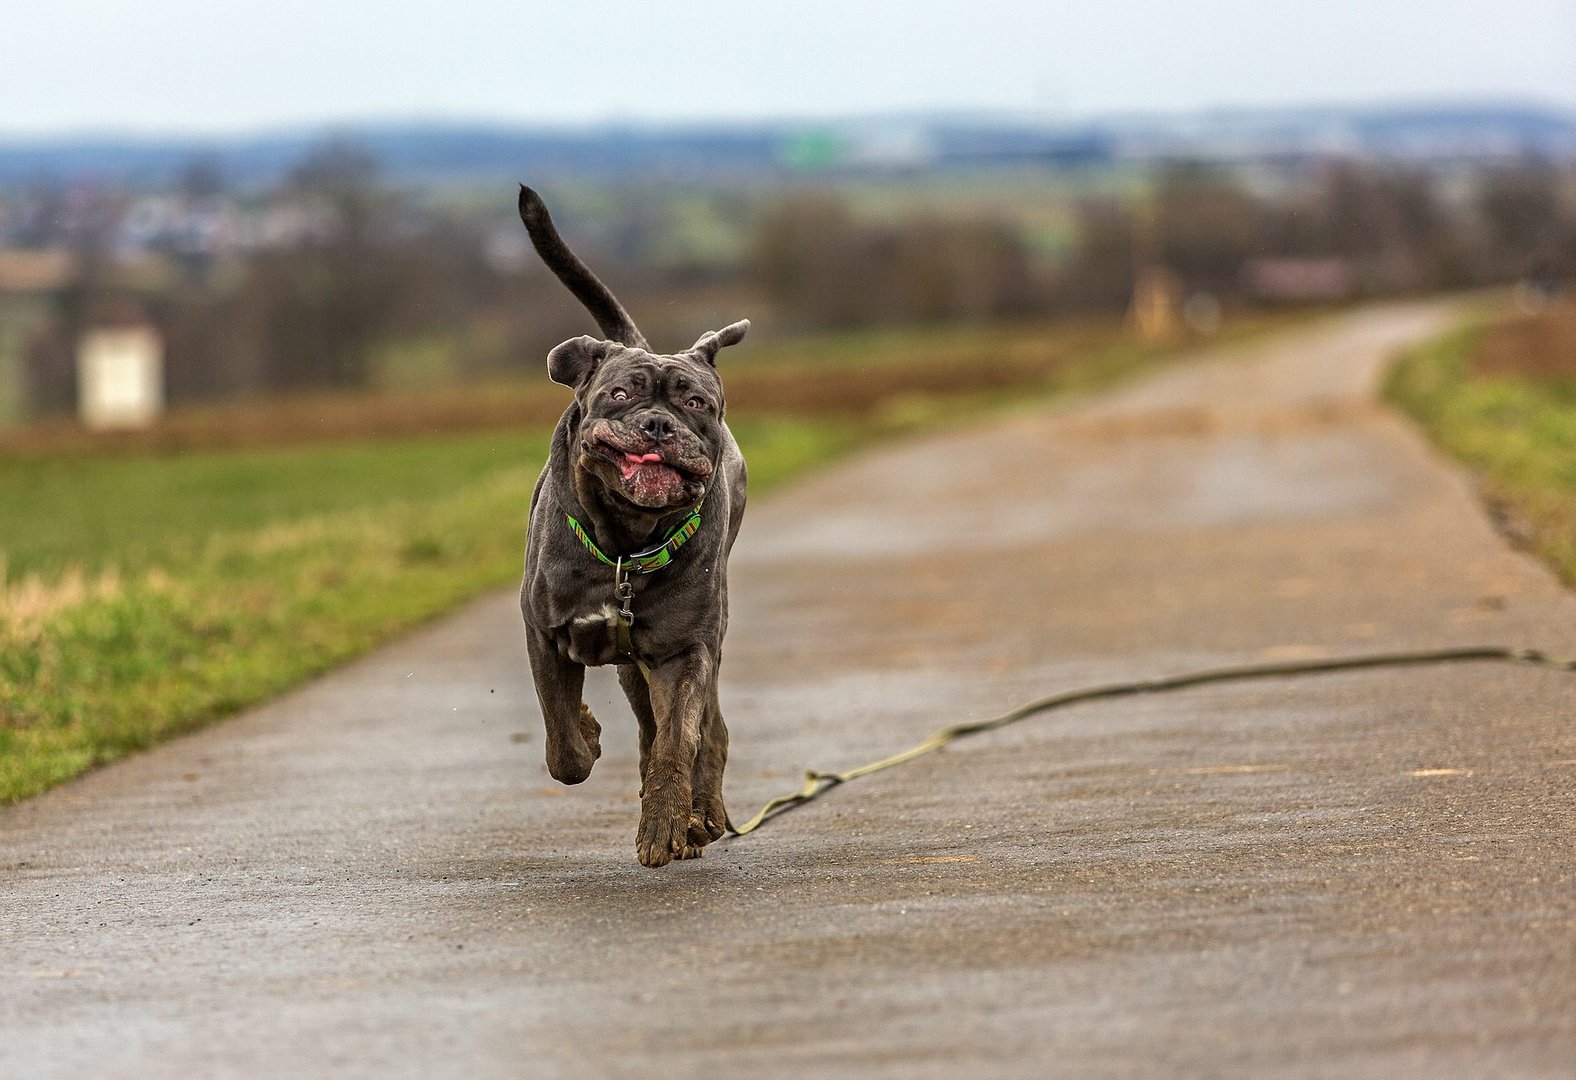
[3,303,1573,1078]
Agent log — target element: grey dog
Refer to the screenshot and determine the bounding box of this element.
[516,186,750,867]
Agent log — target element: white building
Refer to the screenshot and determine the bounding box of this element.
[77,323,164,431]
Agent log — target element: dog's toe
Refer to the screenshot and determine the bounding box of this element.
[636,844,673,868]
[692,795,728,843]
[684,813,713,851]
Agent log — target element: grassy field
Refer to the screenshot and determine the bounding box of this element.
[0,311,1300,804]
[1386,298,1576,586]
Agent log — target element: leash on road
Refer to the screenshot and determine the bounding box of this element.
[722,645,1576,838]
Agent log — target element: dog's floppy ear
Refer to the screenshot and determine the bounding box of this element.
[547,335,610,388]
[688,319,750,366]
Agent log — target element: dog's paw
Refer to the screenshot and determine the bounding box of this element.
[691,796,728,845]
[635,800,690,868]
[676,843,706,860]
[577,702,602,760]
[545,745,595,785]
[684,808,725,852]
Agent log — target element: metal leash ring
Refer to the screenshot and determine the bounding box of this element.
[613,557,635,625]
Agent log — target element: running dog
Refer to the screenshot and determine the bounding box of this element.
[516,186,749,867]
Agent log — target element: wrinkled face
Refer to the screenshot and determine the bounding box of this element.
[576,348,725,510]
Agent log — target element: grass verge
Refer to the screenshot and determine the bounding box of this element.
[1,311,1302,803]
[1385,300,1576,586]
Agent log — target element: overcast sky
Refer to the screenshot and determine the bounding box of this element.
[3,0,1574,135]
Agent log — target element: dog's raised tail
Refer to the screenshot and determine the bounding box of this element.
[518,185,649,350]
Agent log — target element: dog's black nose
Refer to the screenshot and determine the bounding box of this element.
[636,412,675,441]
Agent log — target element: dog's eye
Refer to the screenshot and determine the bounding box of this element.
[609,388,629,402]
[684,396,708,411]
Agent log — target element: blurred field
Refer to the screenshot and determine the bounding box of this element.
[0,433,545,580]
[0,314,1244,457]
[1387,298,1576,585]
[0,312,1309,804]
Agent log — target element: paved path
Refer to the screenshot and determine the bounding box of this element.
[3,304,1573,1078]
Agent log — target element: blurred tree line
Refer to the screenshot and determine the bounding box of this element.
[12,149,1576,414]
[752,195,1036,326]
[765,161,1576,325]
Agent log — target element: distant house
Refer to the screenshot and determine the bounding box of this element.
[0,249,73,293]
[1241,257,1353,303]
[76,301,164,431]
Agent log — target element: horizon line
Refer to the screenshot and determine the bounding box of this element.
[1,94,1572,145]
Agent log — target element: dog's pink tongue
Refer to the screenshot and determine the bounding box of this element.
[614,452,684,503]
[629,465,684,504]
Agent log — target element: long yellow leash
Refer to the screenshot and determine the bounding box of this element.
[723,645,1575,837]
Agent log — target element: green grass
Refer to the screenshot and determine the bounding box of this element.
[1386,321,1576,585]
[0,311,1307,804]
[0,433,545,580]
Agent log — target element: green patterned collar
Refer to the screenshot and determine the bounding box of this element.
[565,502,704,574]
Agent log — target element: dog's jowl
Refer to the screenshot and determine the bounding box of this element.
[517,186,749,868]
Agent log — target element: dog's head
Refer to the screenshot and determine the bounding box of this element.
[549,321,748,510]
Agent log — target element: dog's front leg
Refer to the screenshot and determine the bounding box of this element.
[526,627,600,785]
[635,645,712,867]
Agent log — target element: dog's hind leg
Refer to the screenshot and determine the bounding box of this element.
[626,662,723,858]
[526,628,600,785]
[635,646,711,867]
[686,682,729,853]
[616,663,657,792]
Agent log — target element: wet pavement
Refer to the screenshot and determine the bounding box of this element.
[3,303,1574,1078]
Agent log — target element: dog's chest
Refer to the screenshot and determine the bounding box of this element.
[561,599,627,667]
